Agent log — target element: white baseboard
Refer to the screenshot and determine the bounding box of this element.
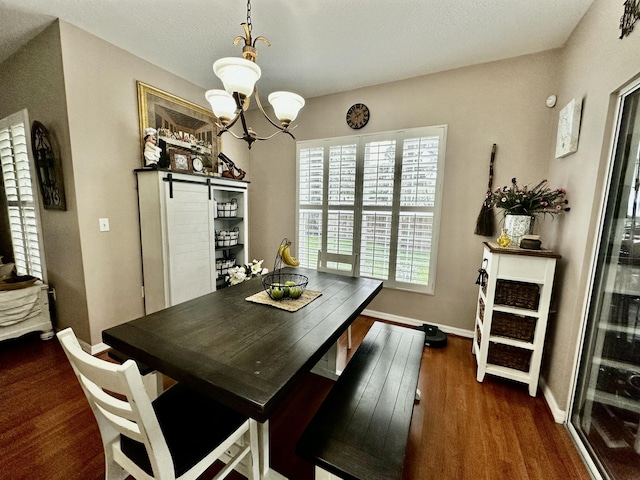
[539,377,567,423]
[362,308,474,338]
[90,342,110,355]
[362,309,566,423]
[76,338,110,356]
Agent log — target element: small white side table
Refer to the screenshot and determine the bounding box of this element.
[473,242,560,396]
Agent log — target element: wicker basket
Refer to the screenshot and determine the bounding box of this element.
[491,312,536,342]
[215,227,240,247]
[487,343,532,372]
[478,298,485,321]
[494,280,540,310]
[217,198,238,218]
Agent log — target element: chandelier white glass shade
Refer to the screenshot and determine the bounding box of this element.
[213,57,261,99]
[205,89,237,124]
[267,92,305,123]
[206,2,304,149]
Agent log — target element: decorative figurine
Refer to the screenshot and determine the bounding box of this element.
[143,127,162,167]
[497,228,511,247]
[218,153,246,180]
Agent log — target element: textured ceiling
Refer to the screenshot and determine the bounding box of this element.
[0,0,595,100]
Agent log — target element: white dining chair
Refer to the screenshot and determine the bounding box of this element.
[317,251,359,349]
[57,328,259,480]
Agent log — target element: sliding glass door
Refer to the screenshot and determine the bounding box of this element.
[569,81,640,479]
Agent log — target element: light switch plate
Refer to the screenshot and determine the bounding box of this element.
[99,218,110,232]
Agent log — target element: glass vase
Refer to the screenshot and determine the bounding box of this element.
[497,228,511,247]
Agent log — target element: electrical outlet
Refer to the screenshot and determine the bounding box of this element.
[99,218,110,232]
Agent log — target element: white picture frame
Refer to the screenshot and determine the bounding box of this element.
[555,98,583,158]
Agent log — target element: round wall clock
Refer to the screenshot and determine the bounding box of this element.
[346,103,370,129]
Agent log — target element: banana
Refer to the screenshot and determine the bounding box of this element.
[281,243,300,267]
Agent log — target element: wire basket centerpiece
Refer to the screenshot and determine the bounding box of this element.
[262,238,308,300]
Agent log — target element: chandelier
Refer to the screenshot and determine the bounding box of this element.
[206,0,305,149]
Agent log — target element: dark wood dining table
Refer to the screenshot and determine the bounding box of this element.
[102,267,383,479]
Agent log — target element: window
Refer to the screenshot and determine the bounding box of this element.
[297,126,446,293]
[0,110,46,280]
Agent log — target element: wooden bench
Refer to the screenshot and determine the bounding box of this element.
[297,321,425,480]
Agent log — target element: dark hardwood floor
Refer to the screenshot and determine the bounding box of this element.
[0,317,591,480]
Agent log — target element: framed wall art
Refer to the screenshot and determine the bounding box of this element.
[136,81,220,169]
[555,97,583,159]
[169,150,192,173]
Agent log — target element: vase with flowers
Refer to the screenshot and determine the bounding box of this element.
[225,259,268,286]
[484,178,570,246]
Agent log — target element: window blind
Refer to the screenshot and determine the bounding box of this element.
[297,126,447,294]
[0,111,44,279]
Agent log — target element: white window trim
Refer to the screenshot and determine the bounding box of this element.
[296,125,447,294]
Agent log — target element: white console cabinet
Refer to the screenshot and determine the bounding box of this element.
[0,282,52,342]
[473,242,559,396]
[136,170,248,314]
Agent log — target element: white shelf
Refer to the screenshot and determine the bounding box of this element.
[491,304,541,317]
[473,242,559,397]
[483,364,532,384]
[137,170,248,314]
[487,335,536,349]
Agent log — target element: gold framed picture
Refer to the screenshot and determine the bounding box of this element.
[169,150,192,173]
[137,81,220,169]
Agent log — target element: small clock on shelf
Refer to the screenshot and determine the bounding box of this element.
[192,157,204,173]
[346,103,370,129]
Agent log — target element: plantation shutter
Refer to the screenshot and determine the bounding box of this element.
[360,139,395,280]
[0,110,45,280]
[298,146,324,268]
[297,126,446,294]
[327,144,356,259]
[394,135,439,284]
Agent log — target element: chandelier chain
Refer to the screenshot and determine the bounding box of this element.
[208,0,304,149]
[246,0,252,34]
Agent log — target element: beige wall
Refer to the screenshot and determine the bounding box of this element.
[2,0,639,414]
[247,50,561,335]
[542,0,640,409]
[246,0,640,413]
[0,19,249,346]
[0,21,90,341]
[57,21,249,345]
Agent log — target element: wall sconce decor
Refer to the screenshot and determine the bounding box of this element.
[620,0,640,39]
[31,121,66,210]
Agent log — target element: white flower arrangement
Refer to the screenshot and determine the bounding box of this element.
[226,259,268,286]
